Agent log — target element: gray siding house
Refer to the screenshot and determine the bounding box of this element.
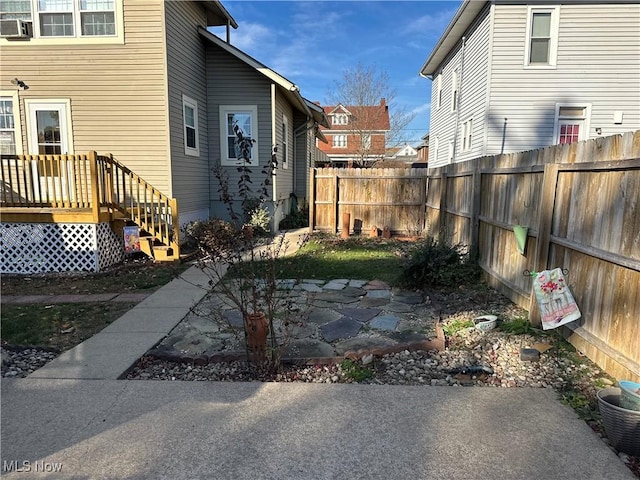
[420,0,640,168]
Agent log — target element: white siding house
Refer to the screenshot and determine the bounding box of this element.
[420,1,640,168]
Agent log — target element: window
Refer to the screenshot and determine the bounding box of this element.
[332,134,347,148]
[525,7,559,67]
[0,0,120,39]
[79,0,115,36]
[436,74,443,109]
[451,69,458,112]
[553,104,590,145]
[362,133,371,150]
[462,118,473,151]
[332,113,348,125]
[219,105,258,165]
[182,95,199,157]
[0,96,19,154]
[0,0,32,20]
[281,114,289,169]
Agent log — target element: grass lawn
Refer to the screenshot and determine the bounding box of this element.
[1,303,135,350]
[272,235,412,284]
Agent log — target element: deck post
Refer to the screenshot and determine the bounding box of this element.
[170,197,180,254]
[89,151,100,222]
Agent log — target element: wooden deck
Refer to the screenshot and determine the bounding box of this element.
[1,152,179,260]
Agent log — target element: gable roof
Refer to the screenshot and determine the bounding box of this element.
[199,28,329,130]
[419,0,488,77]
[320,99,390,131]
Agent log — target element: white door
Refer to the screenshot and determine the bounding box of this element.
[27,101,74,202]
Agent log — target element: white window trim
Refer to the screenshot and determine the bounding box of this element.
[182,94,199,157]
[451,69,458,112]
[219,105,258,166]
[362,133,371,150]
[332,134,347,148]
[462,118,473,151]
[524,5,560,69]
[0,0,124,46]
[281,113,289,169]
[0,90,23,154]
[552,103,591,143]
[24,98,74,154]
[436,74,442,110]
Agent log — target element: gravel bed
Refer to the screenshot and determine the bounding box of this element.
[1,345,60,378]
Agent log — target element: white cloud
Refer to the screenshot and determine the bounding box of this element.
[411,102,432,115]
[403,8,458,37]
[227,21,277,52]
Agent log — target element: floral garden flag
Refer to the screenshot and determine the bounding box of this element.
[533,268,581,330]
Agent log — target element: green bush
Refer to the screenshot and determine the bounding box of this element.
[279,203,309,230]
[246,205,271,236]
[398,237,479,288]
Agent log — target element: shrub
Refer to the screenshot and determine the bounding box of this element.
[398,236,479,288]
[183,218,242,258]
[279,202,309,230]
[246,205,271,236]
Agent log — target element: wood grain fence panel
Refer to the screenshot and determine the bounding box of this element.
[426,131,640,381]
[312,168,428,234]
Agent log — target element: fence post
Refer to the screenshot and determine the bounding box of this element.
[332,170,339,234]
[438,170,448,237]
[470,163,481,261]
[528,162,560,325]
[308,167,316,233]
[89,151,100,222]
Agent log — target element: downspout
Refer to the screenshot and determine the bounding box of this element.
[452,36,466,163]
[271,83,277,212]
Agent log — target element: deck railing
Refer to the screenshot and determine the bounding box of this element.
[1,152,179,252]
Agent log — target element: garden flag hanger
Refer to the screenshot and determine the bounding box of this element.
[524,268,581,330]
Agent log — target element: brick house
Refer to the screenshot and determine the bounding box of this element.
[317,99,390,167]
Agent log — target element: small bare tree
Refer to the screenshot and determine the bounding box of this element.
[327,62,416,167]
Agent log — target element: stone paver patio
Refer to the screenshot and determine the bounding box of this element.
[148,279,443,363]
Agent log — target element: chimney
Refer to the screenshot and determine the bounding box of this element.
[380,98,386,107]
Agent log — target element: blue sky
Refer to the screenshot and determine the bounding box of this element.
[210,1,461,146]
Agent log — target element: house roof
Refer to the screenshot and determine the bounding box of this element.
[199,28,330,132]
[204,1,238,29]
[320,99,391,131]
[419,0,488,77]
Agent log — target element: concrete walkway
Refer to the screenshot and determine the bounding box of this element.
[26,229,308,381]
[1,379,634,479]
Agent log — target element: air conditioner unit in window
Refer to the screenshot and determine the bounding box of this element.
[0,19,32,38]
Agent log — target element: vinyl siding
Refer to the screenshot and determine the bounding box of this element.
[165,0,210,223]
[274,93,294,200]
[0,0,171,194]
[293,109,309,199]
[429,4,491,168]
[205,44,273,220]
[487,3,640,154]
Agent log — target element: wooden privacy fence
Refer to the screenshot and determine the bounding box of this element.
[310,167,429,235]
[426,131,640,382]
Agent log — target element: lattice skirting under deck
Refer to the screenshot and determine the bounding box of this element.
[0,222,124,274]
